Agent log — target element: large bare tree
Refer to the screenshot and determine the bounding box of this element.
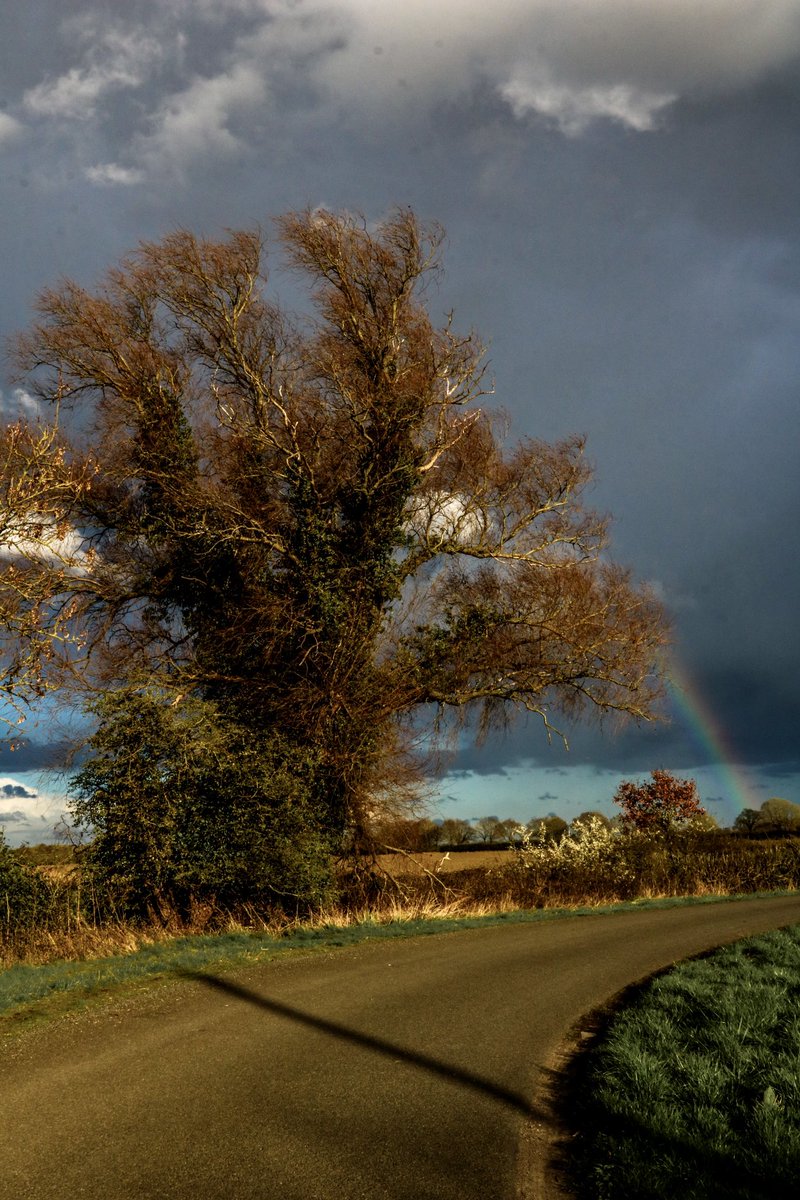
[2,208,667,871]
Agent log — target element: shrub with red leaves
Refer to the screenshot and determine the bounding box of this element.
[613,769,706,837]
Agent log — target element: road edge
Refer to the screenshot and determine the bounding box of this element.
[514,1012,601,1200]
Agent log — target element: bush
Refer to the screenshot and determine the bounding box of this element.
[69,691,337,921]
[0,829,57,940]
[486,824,800,908]
[508,816,638,903]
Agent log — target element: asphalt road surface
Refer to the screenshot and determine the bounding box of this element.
[3,896,800,1200]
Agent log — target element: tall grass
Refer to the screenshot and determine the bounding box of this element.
[0,870,520,967]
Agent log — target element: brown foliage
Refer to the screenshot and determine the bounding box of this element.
[2,208,668,847]
[0,418,97,732]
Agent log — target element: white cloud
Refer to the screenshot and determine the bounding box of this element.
[0,388,43,420]
[0,515,92,576]
[162,0,271,18]
[645,579,698,612]
[23,29,161,120]
[500,77,676,136]
[0,112,23,144]
[0,773,71,845]
[85,162,144,186]
[134,61,267,170]
[406,492,487,545]
[14,0,800,182]
[263,0,800,133]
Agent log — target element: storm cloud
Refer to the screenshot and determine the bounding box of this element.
[1,781,38,799]
[6,2,800,180]
[1,1,799,821]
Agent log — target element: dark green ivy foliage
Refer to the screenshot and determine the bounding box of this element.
[0,829,55,940]
[69,693,335,920]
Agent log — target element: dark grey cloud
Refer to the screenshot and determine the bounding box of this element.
[1,782,37,798]
[1,1,799,811]
[0,739,73,773]
[445,753,514,779]
[762,761,800,780]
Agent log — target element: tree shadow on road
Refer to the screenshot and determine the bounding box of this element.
[185,970,541,1120]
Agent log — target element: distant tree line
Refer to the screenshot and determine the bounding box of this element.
[732,798,800,838]
[371,785,800,854]
[372,809,610,852]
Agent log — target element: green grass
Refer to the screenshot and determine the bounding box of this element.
[571,923,800,1199]
[0,906,591,1026]
[0,891,791,1031]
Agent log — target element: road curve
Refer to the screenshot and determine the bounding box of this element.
[3,896,800,1200]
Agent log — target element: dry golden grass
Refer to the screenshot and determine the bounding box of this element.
[1,891,518,968]
[306,894,515,926]
[3,920,176,968]
[35,864,81,881]
[376,848,512,876]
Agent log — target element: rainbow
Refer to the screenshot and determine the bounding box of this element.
[666,657,760,826]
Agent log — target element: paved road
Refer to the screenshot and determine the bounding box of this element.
[3,896,800,1200]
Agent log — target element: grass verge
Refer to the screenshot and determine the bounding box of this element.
[568,922,800,1199]
[1,891,793,1032]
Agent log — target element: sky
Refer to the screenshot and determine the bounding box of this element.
[1,1,799,842]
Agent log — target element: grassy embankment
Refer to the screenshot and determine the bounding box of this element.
[2,836,800,1044]
[2,892,769,1027]
[4,830,800,970]
[568,923,800,1199]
